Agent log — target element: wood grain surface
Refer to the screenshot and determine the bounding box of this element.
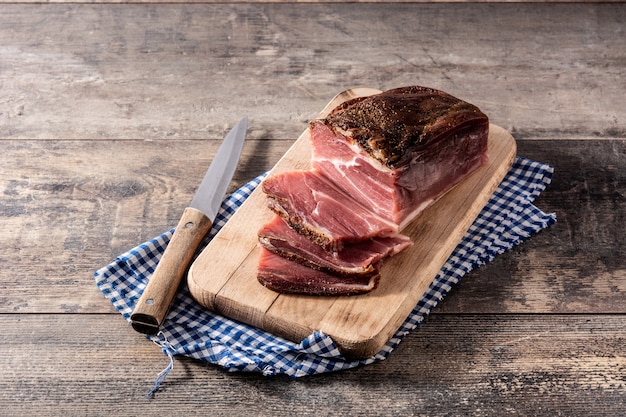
[1,3,624,141]
[3,314,625,416]
[1,2,625,415]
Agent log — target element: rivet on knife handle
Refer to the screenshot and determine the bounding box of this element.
[130,207,214,335]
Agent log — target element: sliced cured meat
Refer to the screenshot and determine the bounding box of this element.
[257,247,379,296]
[311,86,489,227]
[257,86,490,296]
[262,170,399,252]
[258,215,412,276]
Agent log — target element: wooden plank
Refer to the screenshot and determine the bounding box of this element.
[0,3,624,140]
[2,138,626,315]
[2,313,626,416]
[188,88,517,358]
[4,0,624,4]
[0,138,290,314]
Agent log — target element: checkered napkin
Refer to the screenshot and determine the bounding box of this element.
[95,156,555,390]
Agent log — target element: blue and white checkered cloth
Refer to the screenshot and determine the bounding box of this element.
[95,156,555,387]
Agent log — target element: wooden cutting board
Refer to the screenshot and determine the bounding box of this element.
[188,87,517,359]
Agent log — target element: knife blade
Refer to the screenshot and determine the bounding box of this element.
[130,117,248,335]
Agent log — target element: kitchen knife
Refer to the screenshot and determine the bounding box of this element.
[130,117,248,335]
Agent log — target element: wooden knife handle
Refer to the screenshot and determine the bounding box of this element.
[130,207,214,335]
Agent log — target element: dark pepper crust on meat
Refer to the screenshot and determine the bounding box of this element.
[315,86,489,167]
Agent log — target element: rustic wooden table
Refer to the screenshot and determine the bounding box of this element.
[2,1,625,415]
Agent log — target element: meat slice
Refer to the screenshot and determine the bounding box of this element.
[311,86,489,227]
[258,215,412,276]
[257,247,379,296]
[262,170,399,252]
